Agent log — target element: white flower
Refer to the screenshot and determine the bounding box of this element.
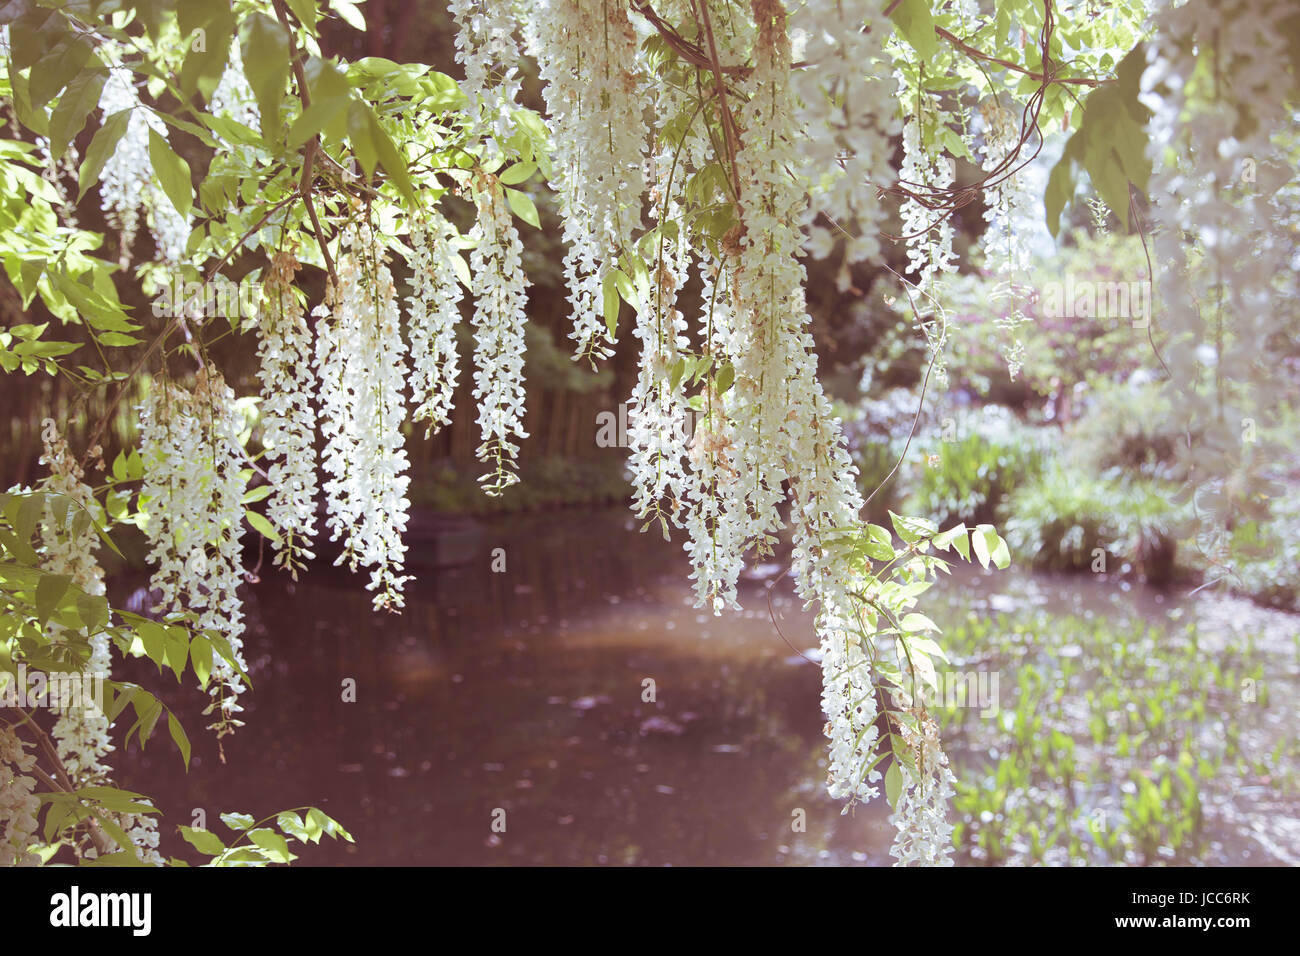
[523,0,648,363]
[0,724,41,867]
[898,115,959,292]
[407,214,465,434]
[256,251,319,576]
[888,714,957,866]
[626,151,693,533]
[789,0,900,264]
[138,369,249,726]
[467,179,530,495]
[314,225,413,610]
[447,0,526,154]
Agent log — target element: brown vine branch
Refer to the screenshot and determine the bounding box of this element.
[272,0,338,291]
[3,708,116,857]
[694,0,743,200]
[934,24,1107,88]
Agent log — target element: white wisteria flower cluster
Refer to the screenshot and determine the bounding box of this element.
[898,114,959,293]
[467,180,531,496]
[791,0,900,271]
[256,251,319,576]
[1140,0,1295,515]
[454,0,958,862]
[525,0,649,364]
[4,425,165,863]
[447,0,527,153]
[314,225,413,611]
[888,713,958,866]
[0,727,40,867]
[138,369,250,729]
[625,155,693,536]
[407,215,466,435]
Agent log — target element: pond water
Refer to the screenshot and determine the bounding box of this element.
[110,507,1297,866]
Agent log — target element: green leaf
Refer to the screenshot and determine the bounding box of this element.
[180,825,225,856]
[450,252,471,290]
[163,626,189,682]
[890,0,938,61]
[147,129,193,218]
[363,107,413,201]
[243,13,291,140]
[989,534,1011,570]
[168,712,191,770]
[248,828,293,863]
[885,761,904,809]
[133,692,163,747]
[714,362,734,395]
[135,620,167,670]
[505,188,540,229]
[900,612,940,633]
[78,785,156,816]
[77,592,110,633]
[277,810,312,843]
[48,67,107,160]
[245,510,281,545]
[498,162,537,186]
[971,525,991,568]
[189,635,213,690]
[859,523,896,561]
[287,57,351,148]
[221,812,256,831]
[306,807,353,842]
[889,511,935,544]
[1043,139,1079,239]
[35,572,71,626]
[28,35,94,109]
[285,0,321,32]
[78,109,133,200]
[331,0,367,31]
[601,270,620,339]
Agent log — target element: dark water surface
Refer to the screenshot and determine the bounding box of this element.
[111,507,1296,865]
[116,509,895,865]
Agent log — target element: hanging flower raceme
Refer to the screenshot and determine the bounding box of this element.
[467,178,530,496]
[898,114,959,293]
[314,225,413,611]
[138,369,249,733]
[96,64,190,265]
[790,0,900,269]
[975,99,1034,379]
[407,214,465,435]
[977,100,1034,275]
[723,0,815,565]
[524,0,648,364]
[626,154,693,535]
[256,250,318,577]
[681,255,748,612]
[447,0,527,154]
[888,712,958,866]
[1140,0,1294,524]
[34,423,113,784]
[0,727,40,867]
